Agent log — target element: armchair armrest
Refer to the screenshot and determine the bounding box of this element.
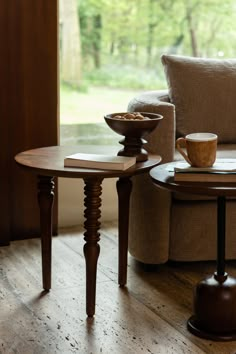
[127,90,175,163]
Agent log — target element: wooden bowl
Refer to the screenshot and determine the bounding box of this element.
[104,112,163,138]
[104,112,163,162]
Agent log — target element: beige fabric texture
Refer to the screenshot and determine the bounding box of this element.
[161,54,236,143]
[129,173,171,264]
[170,199,236,262]
[128,91,175,264]
[127,89,236,264]
[127,90,175,163]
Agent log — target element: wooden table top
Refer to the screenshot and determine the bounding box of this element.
[150,162,236,197]
[15,145,161,179]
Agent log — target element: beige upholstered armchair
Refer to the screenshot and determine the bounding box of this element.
[127,54,236,264]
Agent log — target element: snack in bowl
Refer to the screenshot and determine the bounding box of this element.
[113,112,150,120]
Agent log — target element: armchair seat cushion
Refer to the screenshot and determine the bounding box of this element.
[161,55,236,143]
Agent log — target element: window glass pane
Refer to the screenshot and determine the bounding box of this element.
[59,0,236,146]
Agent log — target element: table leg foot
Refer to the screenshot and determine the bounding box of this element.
[116,177,132,287]
[37,175,54,291]
[188,273,236,341]
[83,178,102,317]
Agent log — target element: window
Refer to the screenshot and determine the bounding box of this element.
[59,0,236,146]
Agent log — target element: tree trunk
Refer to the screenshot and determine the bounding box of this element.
[146,0,156,67]
[186,5,199,57]
[92,14,102,69]
[60,0,82,87]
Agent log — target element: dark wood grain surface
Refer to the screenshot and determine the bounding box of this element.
[150,162,236,197]
[15,146,161,179]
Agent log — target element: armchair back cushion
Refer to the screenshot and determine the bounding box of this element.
[161,54,236,143]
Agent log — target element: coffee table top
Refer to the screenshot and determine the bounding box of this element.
[15,146,161,179]
[150,162,236,197]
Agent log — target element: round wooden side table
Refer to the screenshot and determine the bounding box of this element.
[150,162,236,341]
[15,145,161,317]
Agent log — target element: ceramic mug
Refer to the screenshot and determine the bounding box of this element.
[176,132,218,167]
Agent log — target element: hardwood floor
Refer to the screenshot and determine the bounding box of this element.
[1,222,236,353]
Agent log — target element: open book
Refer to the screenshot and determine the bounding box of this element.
[64,153,136,171]
[167,159,236,182]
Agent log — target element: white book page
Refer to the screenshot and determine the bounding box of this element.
[166,159,236,173]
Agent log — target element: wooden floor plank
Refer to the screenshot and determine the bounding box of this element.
[0,223,236,353]
[60,223,236,353]
[0,277,205,354]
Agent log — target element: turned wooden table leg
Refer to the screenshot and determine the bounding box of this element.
[116,177,132,287]
[83,178,103,317]
[37,175,55,291]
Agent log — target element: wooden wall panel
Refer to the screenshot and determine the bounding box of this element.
[0,1,58,244]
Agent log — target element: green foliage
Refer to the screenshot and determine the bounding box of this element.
[61,80,88,93]
[84,64,166,90]
[75,0,236,89]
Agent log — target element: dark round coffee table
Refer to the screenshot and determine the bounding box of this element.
[15,145,161,317]
[150,162,236,341]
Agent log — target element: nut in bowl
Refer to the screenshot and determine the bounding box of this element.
[112,112,151,121]
[104,112,163,162]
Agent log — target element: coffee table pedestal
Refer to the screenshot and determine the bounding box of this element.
[187,196,236,341]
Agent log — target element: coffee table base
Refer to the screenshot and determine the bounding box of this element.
[188,272,236,342]
[187,316,236,341]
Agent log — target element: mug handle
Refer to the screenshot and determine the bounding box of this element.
[176,137,191,165]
